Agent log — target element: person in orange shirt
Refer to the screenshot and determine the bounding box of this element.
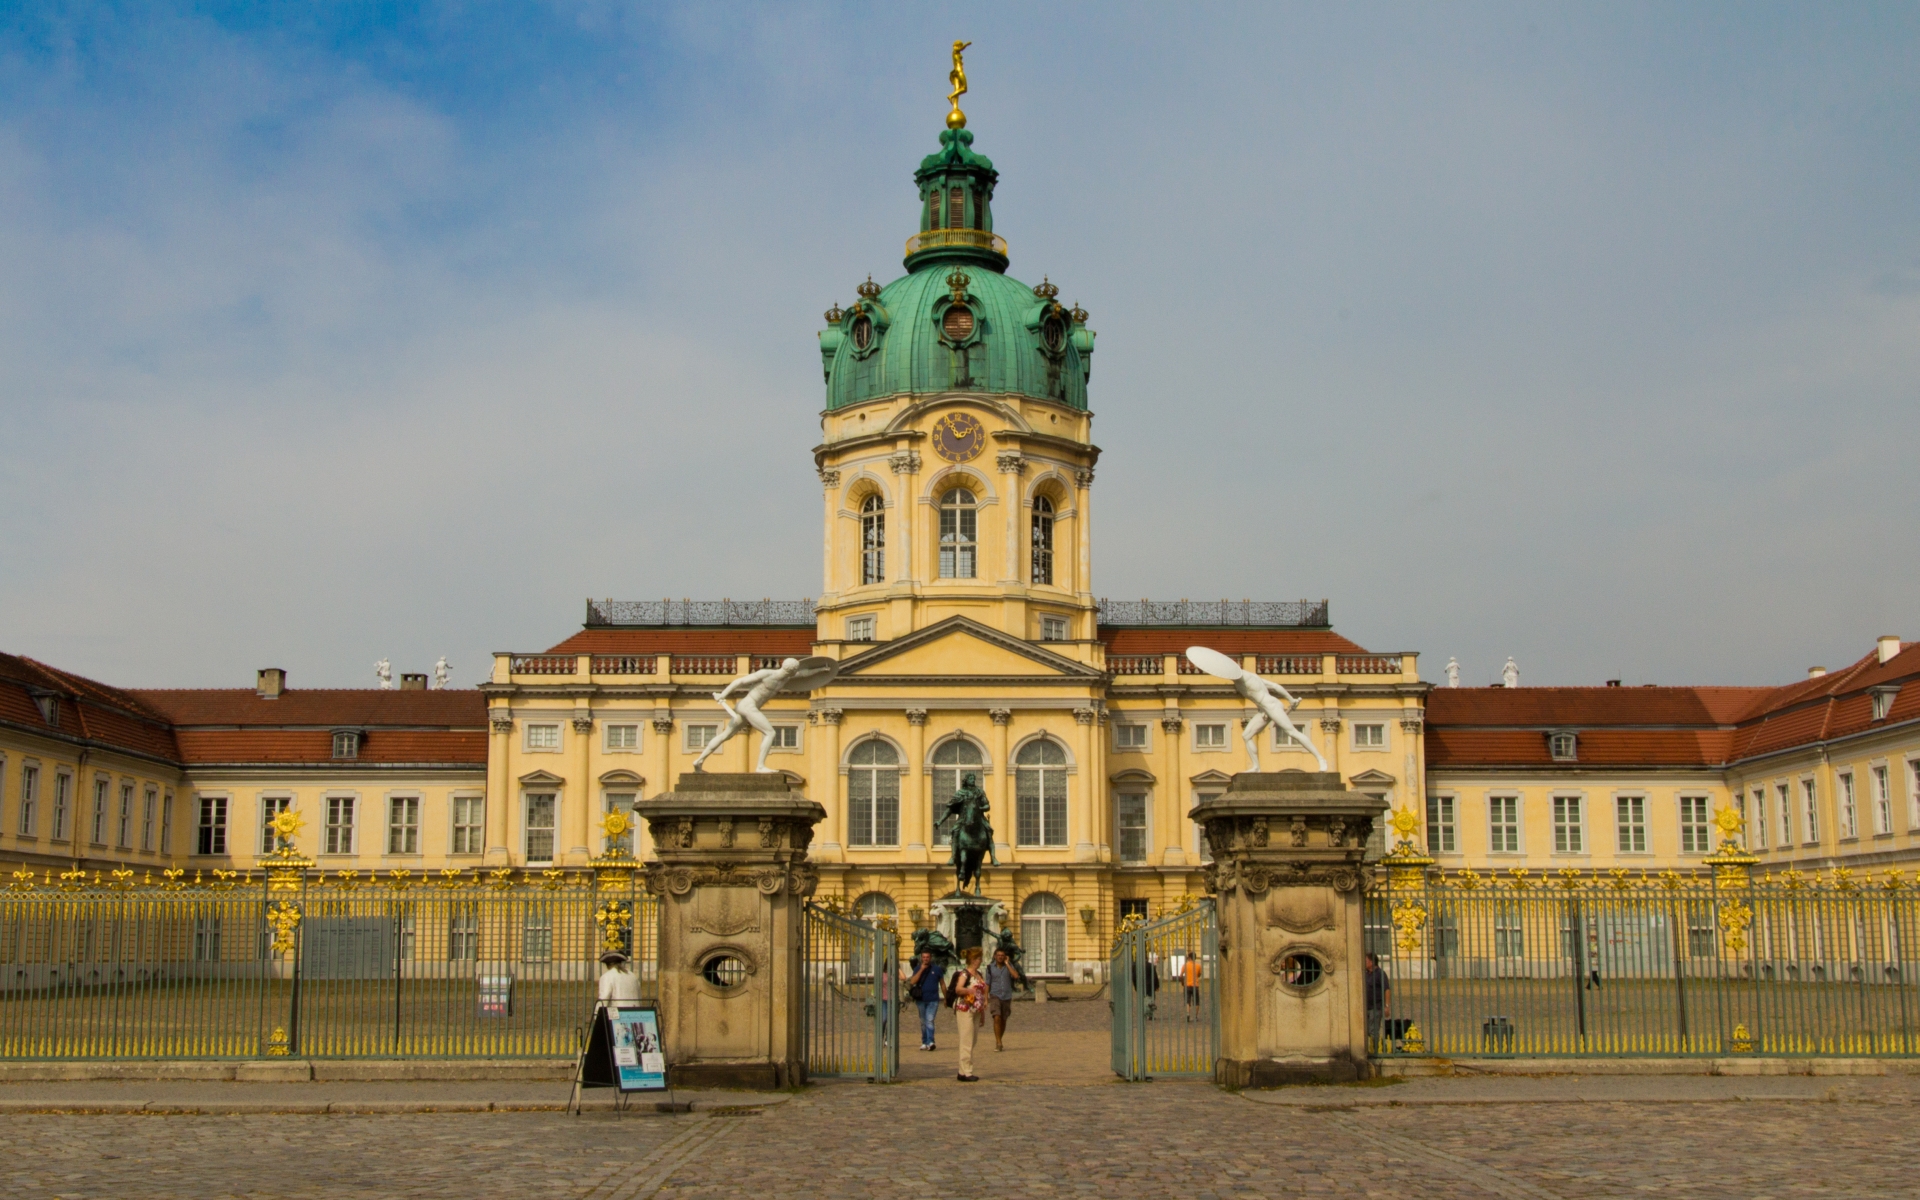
[1180,949,1204,1021]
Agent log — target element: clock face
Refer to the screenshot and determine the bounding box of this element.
[931,412,986,464]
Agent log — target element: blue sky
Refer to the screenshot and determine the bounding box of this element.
[2,3,1916,689]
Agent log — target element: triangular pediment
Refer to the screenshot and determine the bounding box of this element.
[518,769,565,785]
[1347,769,1397,786]
[1189,769,1234,785]
[833,616,1104,683]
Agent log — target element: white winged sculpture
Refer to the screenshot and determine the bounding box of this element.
[691,655,841,773]
[1184,645,1329,774]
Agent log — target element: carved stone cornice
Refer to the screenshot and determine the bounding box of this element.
[1204,859,1363,897]
[818,708,845,726]
[889,450,922,475]
[989,707,1013,726]
[905,708,929,726]
[642,859,819,900]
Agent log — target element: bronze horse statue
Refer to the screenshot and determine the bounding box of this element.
[935,772,998,895]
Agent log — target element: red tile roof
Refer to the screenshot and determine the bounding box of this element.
[172,729,486,766]
[132,688,487,728]
[0,653,183,763]
[1426,686,1770,728]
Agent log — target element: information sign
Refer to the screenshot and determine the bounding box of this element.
[606,1006,667,1092]
[478,975,513,1018]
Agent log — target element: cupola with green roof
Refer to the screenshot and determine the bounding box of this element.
[818,121,1095,412]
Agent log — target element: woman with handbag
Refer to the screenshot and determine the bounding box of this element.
[945,945,988,1082]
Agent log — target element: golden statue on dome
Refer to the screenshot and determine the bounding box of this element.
[947,40,972,129]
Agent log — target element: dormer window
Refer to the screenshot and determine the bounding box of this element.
[32,693,57,725]
[851,314,873,352]
[1548,731,1578,762]
[332,730,361,760]
[1870,686,1899,721]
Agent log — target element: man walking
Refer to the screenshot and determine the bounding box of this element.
[907,949,944,1051]
[1363,951,1391,1051]
[986,946,1026,1051]
[1180,949,1204,1021]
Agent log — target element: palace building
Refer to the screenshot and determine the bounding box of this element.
[3,113,1916,980]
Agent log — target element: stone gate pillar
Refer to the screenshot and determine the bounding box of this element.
[637,773,824,1089]
[1191,771,1386,1086]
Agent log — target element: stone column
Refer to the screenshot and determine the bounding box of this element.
[905,709,929,858]
[568,711,594,865]
[486,709,513,865]
[989,708,1012,860]
[1073,706,1098,862]
[1191,771,1386,1086]
[638,773,824,1089]
[814,708,844,859]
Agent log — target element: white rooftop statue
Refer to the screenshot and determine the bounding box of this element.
[1445,657,1460,688]
[1185,645,1329,773]
[1503,657,1519,689]
[691,655,841,773]
[433,656,451,689]
[375,658,393,690]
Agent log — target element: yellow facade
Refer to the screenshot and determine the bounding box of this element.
[0,723,185,874]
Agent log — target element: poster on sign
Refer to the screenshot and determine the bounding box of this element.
[607,1006,668,1092]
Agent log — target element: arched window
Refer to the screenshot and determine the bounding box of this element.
[1021,892,1068,976]
[1030,494,1055,585]
[939,488,977,578]
[930,738,986,847]
[1014,738,1069,847]
[860,494,885,585]
[847,739,900,847]
[854,892,896,923]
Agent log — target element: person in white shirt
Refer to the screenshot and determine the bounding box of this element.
[597,949,641,1008]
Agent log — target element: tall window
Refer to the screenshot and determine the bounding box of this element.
[847,740,900,847]
[1494,907,1525,959]
[17,763,36,835]
[947,185,965,228]
[1801,779,1819,844]
[141,786,157,851]
[1030,495,1054,585]
[525,793,557,863]
[1777,783,1793,845]
[1021,893,1068,976]
[388,796,421,854]
[91,778,109,844]
[861,494,885,584]
[1616,796,1647,853]
[1753,788,1767,849]
[325,796,356,855]
[1015,738,1069,847]
[1552,796,1583,853]
[1872,766,1892,834]
[522,908,553,963]
[452,795,484,855]
[604,792,636,855]
[930,739,984,847]
[51,771,70,840]
[1679,796,1711,854]
[1426,794,1456,853]
[193,918,222,962]
[159,791,172,853]
[1839,773,1858,839]
[1195,788,1223,862]
[448,909,478,961]
[938,488,977,578]
[1910,761,1920,830]
[117,783,134,848]
[197,796,228,855]
[259,796,293,854]
[1488,795,1520,853]
[1116,793,1148,864]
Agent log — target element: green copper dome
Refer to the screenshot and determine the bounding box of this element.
[818,126,1095,411]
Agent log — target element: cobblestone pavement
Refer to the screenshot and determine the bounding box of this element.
[6,1075,1920,1199]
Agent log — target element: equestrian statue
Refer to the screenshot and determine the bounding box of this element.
[934,772,998,895]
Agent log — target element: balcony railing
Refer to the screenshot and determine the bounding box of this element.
[592,655,659,675]
[904,228,1009,259]
[586,599,816,627]
[671,655,738,676]
[1337,655,1401,675]
[1257,655,1322,676]
[509,655,576,675]
[750,656,790,672]
[1176,655,1205,675]
[1108,655,1162,676]
[1096,599,1329,628]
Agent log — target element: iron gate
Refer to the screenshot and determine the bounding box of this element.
[802,902,898,1081]
[1111,900,1218,1080]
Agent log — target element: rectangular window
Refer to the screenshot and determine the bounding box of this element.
[1039,615,1069,642]
[1910,760,1920,830]
[160,791,172,853]
[1679,795,1711,854]
[1753,788,1767,849]
[1801,779,1819,844]
[685,724,718,751]
[1616,796,1647,853]
[18,763,36,835]
[193,918,222,962]
[387,796,420,855]
[324,796,356,855]
[1425,794,1457,853]
[1488,795,1520,854]
[1839,773,1858,839]
[196,796,228,855]
[1194,724,1227,750]
[1116,794,1148,864]
[91,778,109,844]
[1494,907,1525,958]
[604,724,639,751]
[845,614,876,642]
[603,793,636,855]
[522,909,553,964]
[1686,904,1718,957]
[1114,723,1147,751]
[1353,723,1385,748]
[452,795,485,855]
[1872,765,1892,834]
[116,783,134,847]
[1777,783,1793,845]
[1552,795,1584,853]
[259,796,293,855]
[1195,790,1222,862]
[768,725,800,750]
[524,724,561,751]
[524,793,557,863]
[448,910,478,961]
[332,730,359,759]
[141,786,157,851]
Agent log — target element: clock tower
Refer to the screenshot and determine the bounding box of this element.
[812,117,1100,655]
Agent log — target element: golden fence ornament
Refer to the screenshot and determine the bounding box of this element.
[265,901,302,956]
[594,900,632,953]
[1389,898,1428,952]
[1732,1023,1753,1053]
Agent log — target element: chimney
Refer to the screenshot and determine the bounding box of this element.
[400,673,429,691]
[1877,635,1901,665]
[256,668,285,699]
[1808,666,1827,679]
[1606,679,1621,688]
